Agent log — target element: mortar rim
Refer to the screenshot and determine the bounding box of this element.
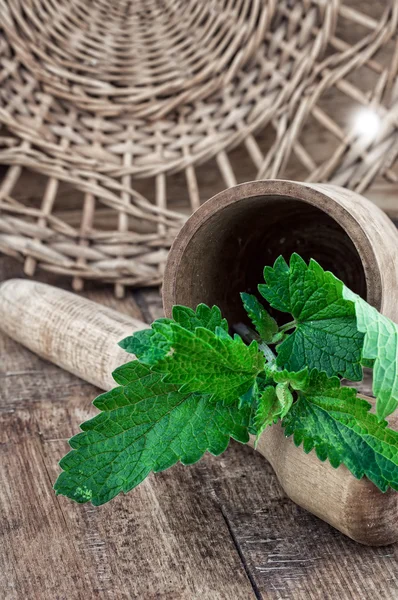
[163,179,383,317]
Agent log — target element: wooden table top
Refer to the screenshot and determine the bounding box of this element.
[2,256,398,600]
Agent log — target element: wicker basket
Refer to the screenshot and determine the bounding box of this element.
[0,0,397,295]
[1,0,273,119]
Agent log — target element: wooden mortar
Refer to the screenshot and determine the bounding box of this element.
[163,179,398,546]
[1,180,398,545]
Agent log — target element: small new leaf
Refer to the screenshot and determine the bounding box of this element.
[253,383,293,444]
[275,383,294,416]
[253,386,280,440]
[272,368,309,391]
[259,254,364,381]
[283,370,398,492]
[240,292,278,342]
[54,361,251,505]
[344,288,398,420]
[240,369,277,411]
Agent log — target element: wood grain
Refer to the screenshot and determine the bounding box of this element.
[2,276,398,545]
[2,263,398,599]
[0,257,256,600]
[0,278,146,390]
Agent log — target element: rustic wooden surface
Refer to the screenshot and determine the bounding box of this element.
[3,279,397,547]
[2,255,398,600]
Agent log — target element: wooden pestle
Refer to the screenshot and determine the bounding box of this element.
[0,279,143,391]
[1,278,398,546]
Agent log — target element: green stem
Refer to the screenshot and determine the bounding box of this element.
[259,342,277,365]
[279,320,296,333]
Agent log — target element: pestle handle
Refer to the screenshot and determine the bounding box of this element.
[0,279,397,546]
[0,279,145,391]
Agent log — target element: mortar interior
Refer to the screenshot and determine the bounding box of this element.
[173,195,367,326]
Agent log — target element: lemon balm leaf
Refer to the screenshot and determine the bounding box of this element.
[283,370,398,492]
[344,287,398,420]
[259,254,364,381]
[54,361,252,505]
[152,322,264,402]
[240,292,278,342]
[119,304,228,366]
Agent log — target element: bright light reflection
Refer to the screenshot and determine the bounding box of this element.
[352,108,381,142]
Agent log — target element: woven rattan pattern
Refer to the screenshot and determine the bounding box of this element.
[2,0,273,119]
[0,0,397,295]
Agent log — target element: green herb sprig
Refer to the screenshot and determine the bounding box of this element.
[54,254,398,505]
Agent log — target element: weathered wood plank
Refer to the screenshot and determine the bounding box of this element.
[0,256,145,411]
[0,410,89,600]
[0,260,257,600]
[1,391,257,599]
[196,443,398,599]
[2,262,398,599]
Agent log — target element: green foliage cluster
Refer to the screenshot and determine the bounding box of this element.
[54,254,398,505]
